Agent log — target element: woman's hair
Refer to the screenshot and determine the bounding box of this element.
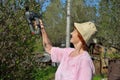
[77,31,88,51]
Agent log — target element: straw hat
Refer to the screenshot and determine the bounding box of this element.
[74,21,97,45]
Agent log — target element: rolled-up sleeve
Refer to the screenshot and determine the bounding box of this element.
[50,47,65,63]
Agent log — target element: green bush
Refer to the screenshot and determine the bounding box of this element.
[93,74,102,80]
[0,1,43,80]
[32,66,57,80]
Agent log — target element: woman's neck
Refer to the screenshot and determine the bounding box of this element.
[74,42,82,51]
[69,43,85,57]
[69,48,84,57]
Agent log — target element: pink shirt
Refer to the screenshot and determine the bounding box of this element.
[50,47,95,80]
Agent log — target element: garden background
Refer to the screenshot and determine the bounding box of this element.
[0,0,120,80]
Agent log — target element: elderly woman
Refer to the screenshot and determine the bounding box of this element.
[39,20,97,80]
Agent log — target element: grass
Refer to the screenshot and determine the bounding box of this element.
[93,74,103,80]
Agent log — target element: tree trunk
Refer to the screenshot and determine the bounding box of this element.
[66,0,71,47]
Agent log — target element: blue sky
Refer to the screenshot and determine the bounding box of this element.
[38,0,101,16]
[85,0,101,16]
[85,0,101,7]
[40,0,66,12]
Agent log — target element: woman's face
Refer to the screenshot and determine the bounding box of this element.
[70,28,81,44]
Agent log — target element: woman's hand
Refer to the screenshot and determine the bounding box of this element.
[39,19,44,29]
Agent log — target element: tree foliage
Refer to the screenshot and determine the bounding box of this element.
[43,0,66,46]
[97,0,120,50]
[0,0,42,79]
[71,0,96,23]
